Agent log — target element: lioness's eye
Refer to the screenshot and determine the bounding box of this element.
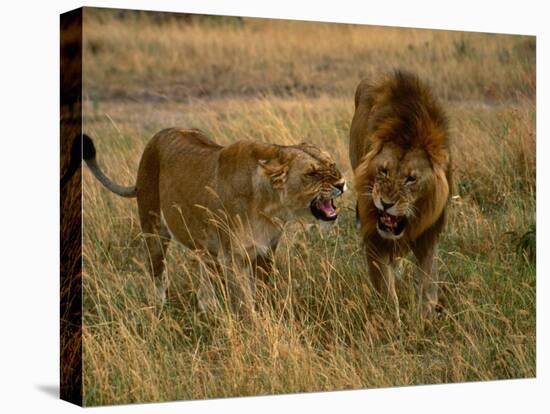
[378,167,388,176]
[405,175,416,184]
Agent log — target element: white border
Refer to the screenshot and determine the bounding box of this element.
[0,0,547,412]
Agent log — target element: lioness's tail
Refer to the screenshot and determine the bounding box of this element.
[83,134,137,198]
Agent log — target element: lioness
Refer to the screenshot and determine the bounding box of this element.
[83,128,346,311]
[349,71,451,321]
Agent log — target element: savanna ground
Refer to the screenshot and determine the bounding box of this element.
[81,8,536,406]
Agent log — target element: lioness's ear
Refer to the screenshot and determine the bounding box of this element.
[258,153,292,189]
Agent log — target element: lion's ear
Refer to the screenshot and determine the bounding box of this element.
[409,164,450,241]
[258,154,291,189]
[423,124,450,171]
[431,150,450,171]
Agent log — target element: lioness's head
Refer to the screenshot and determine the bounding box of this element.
[257,142,346,222]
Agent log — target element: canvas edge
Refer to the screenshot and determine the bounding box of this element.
[60,6,83,407]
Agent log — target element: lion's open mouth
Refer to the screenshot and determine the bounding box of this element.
[377,210,407,237]
[310,197,339,221]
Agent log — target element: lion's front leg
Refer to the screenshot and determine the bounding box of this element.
[412,238,439,319]
[367,253,400,322]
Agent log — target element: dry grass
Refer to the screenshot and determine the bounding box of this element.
[81,9,535,406]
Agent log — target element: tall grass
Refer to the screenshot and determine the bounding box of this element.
[81,9,535,406]
[83,8,535,102]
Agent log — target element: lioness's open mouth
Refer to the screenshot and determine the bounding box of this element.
[377,210,407,237]
[310,197,339,221]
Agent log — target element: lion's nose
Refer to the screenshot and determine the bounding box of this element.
[381,200,395,210]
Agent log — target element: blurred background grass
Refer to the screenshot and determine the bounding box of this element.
[81,8,535,406]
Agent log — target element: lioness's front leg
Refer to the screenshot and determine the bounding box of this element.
[217,253,256,318]
[252,239,279,285]
[194,250,223,314]
[367,252,400,322]
[412,238,439,319]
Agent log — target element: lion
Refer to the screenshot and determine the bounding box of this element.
[83,128,346,313]
[349,71,451,321]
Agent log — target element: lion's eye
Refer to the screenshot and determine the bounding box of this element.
[405,175,416,184]
[378,167,388,176]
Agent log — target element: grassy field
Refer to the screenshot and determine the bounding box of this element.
[81,9,536,406]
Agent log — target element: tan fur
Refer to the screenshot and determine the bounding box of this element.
[85,128,345,313]
[349,71,451,321]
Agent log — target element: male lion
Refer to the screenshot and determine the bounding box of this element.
[349,71,451,321]
[83,128,346,312]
